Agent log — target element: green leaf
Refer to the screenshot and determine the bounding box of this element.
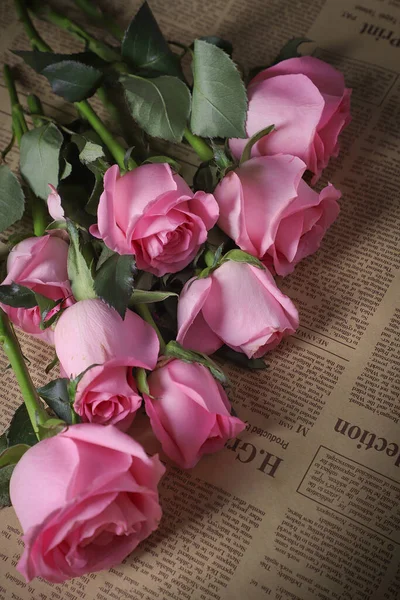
[274,37,312,63]
[41,61,103,102]
[122,74,191,142]
[71,134,106,166]
[94,253,136,318]
[0,444,30,468]
[240,125,275,165]
[14,50,107,73]
[121,2,183,78]
[7,404,38,447]
[222,249,265,269]
[0,283,37,308]
[0,432,7,452]
[66,220,96,301]
[165,340,228,386]
[129,290,177,305]
[37,378,72,424]
[46,219,67,231]
[0,465,14,507]
[191,40,247,138]
[199,36,233,57]
[20,123,63,200]
[34,294,64,330]
[0,165,25,233]
[96,245,115,270]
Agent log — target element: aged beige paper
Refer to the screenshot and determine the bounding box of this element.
[0,0,399,599]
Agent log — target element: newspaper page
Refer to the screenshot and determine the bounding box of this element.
[0,0,400,599]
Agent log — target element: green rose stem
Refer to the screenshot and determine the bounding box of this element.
[135,304,166,355]
[27,94,45,127]
[0,309,49,439]
[13,0,136,171]
[28,0,120,63]
[3,64,48,237]
[72,0,123,41]
[183,128,214,162]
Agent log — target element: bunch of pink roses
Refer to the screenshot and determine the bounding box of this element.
[0,0,350,585]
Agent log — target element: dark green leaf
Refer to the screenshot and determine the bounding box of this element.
[191,40,247,138]
[121,2,183,78]
[193,164,218,193]
[45,354,59,374]
[34,294,64,330]
[0,283,37,308]
[41,61,103,102]
[20,123,63,200]
[0,165,25,233]
[66,220,96,301]
[46,219,67,231]
[7,404,38,447]
[0,465,14,507]
[240,125,275,164]
[129,290,177,305]
[37,379,72,423]
[165,340,228,385]
[14,50,107,73]
[0,432,7,452]
[199,36,233,56]
[0,444,30,468]
[274,37,312,63]
[122,74,191,142]
[222,249,265,269]
[96,245,115,270]
[94,253,136,318]
[216,346,268,369]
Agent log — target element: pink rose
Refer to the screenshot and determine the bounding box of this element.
[54,299,159,429]
[10,424,165,583]
[230,56,351,181]
[177,260,299,358]
[47,184,65,221]
[0,236,72,343]
[144,359,245,469]
[90,164,219,277]
[214,155,341,276]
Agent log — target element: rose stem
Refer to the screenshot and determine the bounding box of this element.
[183,128,214,162]
[27,94,45,128]
[13,0,137,171]
[135,304,166,355]
[28,0,120,63]
[72,0,123,41]
[3,64,48,237]
[0,309,48,439]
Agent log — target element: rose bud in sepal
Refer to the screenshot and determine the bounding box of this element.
[230,56,351,182]
[143,355,245,469]
[177,256,299,359]
[54,299,159,430]
[0,236,73,343]
[10,424,165,583]
[214,154,341,276]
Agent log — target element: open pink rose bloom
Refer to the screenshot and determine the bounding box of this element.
[10,424,165,583]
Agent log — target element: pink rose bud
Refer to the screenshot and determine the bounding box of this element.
[10,424,165,583]
[0,235,73,343]
[54,299,160,430]
[144,359,245,469]
[214,155,341,276]
[90,163,219,277]
[177,260,299,358]
[230,56,351,181]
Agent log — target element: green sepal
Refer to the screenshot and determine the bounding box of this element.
[0,444,30,468]
[274,37,312,63]
[67,364,99,406]
[129,290,177,305]
[37,418,67,440]
[66,220,96,301]
[7,404,38,447]
[164,340,228,386]
[144,156,181,172]
[0,165,25,234]
[240,125,275,165]
[135,367,150,396]
[221,249,265,269]
[0,465,15,507]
